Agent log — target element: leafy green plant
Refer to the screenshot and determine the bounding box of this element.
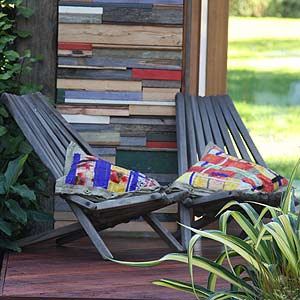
[0,0,42,94]
[111,160,300,300]
[0,0,51,251]
[0,155,51,252]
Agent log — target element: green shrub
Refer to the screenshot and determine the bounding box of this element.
[266,0,300,18]
[0,0,51,251]
[230,0,272,17]
[230,0,300,18]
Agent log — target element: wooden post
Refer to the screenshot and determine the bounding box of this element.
[206,0,229,95]
[182,0,229,96]
[182,0,201,96]
[16,0,59,232]
[16,0,58,101]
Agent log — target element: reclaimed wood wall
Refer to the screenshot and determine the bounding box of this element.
[56,0,184,233]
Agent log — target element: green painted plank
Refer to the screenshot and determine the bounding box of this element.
[117,150,178,174]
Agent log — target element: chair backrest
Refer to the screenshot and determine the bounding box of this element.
[176,93,266,175]
[1,92,98,180]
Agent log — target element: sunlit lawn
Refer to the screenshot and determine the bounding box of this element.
[228,17,300,183]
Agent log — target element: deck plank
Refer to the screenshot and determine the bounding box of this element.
[1,236,228,300]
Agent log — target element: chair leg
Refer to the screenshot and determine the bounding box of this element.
[179,203,193,250]
[143,213,184,252]
[69,203,113,260]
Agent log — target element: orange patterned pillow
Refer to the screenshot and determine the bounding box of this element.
[172,143,288,196]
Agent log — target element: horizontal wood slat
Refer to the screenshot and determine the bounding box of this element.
[59,24,182,47]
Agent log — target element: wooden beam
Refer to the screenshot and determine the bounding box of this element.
[206,0,229,95]
[15,0,58,234]
[189,0,201,95]
[16,0,58,101]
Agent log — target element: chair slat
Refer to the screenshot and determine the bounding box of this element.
[15,96,65,174]
[198,98,213,144]
[31,97,70,149]
[203,96,224,150]
[191,96,206,156]
[223,95,266,166]
[2,94,62,179]
[23,95,66,162]
[35,93,97,156]
[212,96,237,156]
[217,96,252,161]
[185,95,198,166]
[175,93,189,175]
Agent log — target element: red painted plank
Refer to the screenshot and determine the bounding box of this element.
[132,69,182,81]
[58,42,93,51]
[146,141,177,149]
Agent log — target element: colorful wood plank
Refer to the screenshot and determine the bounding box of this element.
[59,6,103,14]
[58,24,182,47]
[102,6,183,25]
[58,42,92,50]
[57,104,130,116]
[65,99,175,106]
[62,114,110,124]
[58,56,181,70]
[58,49,93,57]
[57,79,142,92]
[120,136,147,147]
[57,67,132,80]
[142,87,179,101]
[110,116,176,126]
[142,80,181,88]
[147,132,176,141]
[93,0,183,4]
[92,48,182,61]
[117,149,178,174]
[93,43,182,51]
[59,13,103,24]
[132,69,182,80]
[79,131,120,145]
[146,141,177,149]
[129,104,176,116]
[64,90,142,101]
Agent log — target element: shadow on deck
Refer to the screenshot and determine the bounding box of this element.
[0,235,229,300]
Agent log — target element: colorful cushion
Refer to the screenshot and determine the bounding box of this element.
[171,143,288,196]
[55,142,160,199]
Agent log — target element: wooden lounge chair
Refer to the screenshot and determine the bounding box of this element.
[1,92,187,259]
[176,93,285,249]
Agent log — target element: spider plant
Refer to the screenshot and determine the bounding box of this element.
[110,159,300,300]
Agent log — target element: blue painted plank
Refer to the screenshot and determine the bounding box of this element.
[65,90,142,101]
[59,57,181,71]
[60,2,153,8]
[120,136,147,147]
[93,0,183,4]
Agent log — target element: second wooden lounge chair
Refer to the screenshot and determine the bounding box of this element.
[176,93,285,249]
[1,92,187,259]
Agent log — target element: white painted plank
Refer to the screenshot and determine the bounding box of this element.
[59,6,103,15]
[62,114,110,124]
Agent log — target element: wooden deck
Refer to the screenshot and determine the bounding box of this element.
[0,235,229,300]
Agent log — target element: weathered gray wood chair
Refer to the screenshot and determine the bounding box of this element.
[176,93,285,249]
[1,92,187,259]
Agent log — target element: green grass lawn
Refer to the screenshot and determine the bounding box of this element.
[227,17,300,182]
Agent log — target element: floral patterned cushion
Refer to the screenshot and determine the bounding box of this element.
[55,142,160,199]
[172,143,288,196]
